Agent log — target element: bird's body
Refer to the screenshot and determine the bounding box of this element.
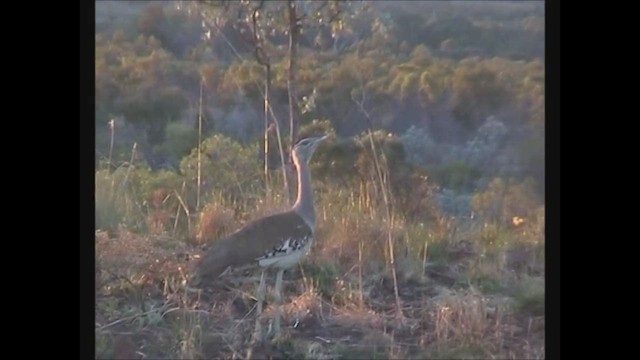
[191,210,313,285]
[257,231,313,269]
[190,135,328,340]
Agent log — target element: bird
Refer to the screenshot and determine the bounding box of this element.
[190,135,329,339]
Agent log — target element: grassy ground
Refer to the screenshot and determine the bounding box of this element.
[95,197,544,359]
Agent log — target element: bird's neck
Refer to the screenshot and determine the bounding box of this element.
[292,158,315,230]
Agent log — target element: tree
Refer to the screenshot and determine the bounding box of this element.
[451,62,508,129]
[191,0,346,203]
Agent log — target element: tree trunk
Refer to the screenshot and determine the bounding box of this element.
[263,64,271,199]
[286,0,301,204]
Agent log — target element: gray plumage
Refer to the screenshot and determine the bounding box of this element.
[189,135,328,338]
[190,210,312,286]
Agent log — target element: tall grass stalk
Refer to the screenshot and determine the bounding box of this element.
[196,78,203,211]
[353,91,404,319]
[108,118,115,173]
[263,66,271,201]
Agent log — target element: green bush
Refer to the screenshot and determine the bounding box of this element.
[155,121,198,165]
[514,276,544,316]
[95,167,148,232]
[471,177,540,226]
[179,134,262,207]
[434,161,481,192]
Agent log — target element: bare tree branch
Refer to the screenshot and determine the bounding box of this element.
[251,0,269,66]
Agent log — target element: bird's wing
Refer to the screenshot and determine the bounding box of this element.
[190,210,312,285]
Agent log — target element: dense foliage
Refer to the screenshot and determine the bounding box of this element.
[95,1,544,228]
[95,4,546,357]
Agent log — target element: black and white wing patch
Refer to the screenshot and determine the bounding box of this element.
[256,235,312,268]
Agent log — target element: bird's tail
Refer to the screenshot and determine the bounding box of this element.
[188,240,235,288]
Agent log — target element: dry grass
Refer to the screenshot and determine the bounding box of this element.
[96,187,544,359]
[96,244,543,358]
[195,202,236,245]
[430,288,495,352]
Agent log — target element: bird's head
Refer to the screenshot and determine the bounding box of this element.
[292,135,329,165]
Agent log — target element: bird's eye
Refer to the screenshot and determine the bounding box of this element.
[300,140,309,146]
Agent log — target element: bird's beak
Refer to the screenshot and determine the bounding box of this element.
[315,135,329,148]
[309,135,328,153]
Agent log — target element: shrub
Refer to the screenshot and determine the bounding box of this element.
[437,188,473,217]
[95,166,148,232]
[471,177,540,226]
[179,134,262,207]
[434,161,481,193]
[154,120,198,167]
[513,276,544,316]
[138,169,184,235]
[399,125,438,168]
[460,116,509,176]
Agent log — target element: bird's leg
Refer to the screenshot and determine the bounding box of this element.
[274,269,285,336]
[253,270,266,341]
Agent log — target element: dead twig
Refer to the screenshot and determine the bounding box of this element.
[97,304,171,331]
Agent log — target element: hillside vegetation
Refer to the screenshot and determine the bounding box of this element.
[95,1,545,359]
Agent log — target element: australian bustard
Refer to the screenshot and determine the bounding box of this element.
[190,135,328,338]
